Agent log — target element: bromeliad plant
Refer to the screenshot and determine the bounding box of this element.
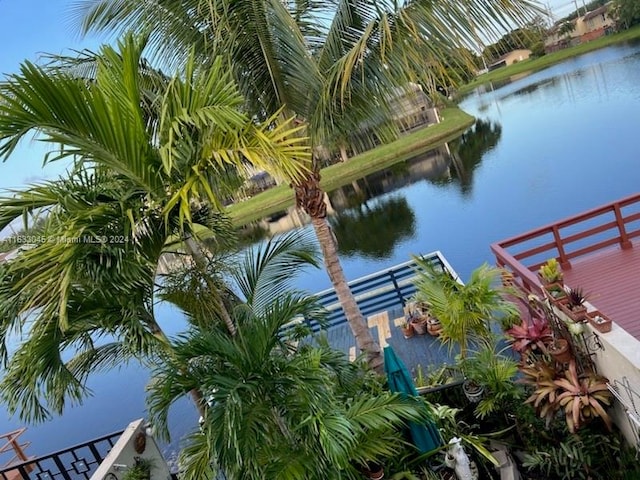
[520,359,612,433]
[554,361,613,433]
[506,318,553,357]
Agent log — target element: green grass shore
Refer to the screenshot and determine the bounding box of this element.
[459,26,640,95]
[227,107,475,226]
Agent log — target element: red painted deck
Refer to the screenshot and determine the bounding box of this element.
[562,241,640,340]
[491,193,640,341]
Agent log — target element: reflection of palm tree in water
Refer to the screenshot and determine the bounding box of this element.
[330,196,416,259]
[446,119,502,195]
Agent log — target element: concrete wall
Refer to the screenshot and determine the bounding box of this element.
[91,419,172,480]
[584,319,640,447]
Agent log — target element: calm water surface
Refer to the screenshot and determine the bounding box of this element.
[2,41,640,458]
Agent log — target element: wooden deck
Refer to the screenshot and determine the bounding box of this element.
[325,306,456,375]
[562,240,640,341]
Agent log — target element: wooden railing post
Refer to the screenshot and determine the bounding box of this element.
[613,203,632,249]
[552,225,571,269]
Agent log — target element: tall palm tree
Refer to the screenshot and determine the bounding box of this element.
[0,34,310,421]
[148,248,431,479]
[74,0,543,373]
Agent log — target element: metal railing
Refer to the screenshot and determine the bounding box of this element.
[285,250,459,333]
[0,430,124,480]
[490,193,640,296]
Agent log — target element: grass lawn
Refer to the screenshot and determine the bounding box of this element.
[227,107,475,226]
[459,26,640,95]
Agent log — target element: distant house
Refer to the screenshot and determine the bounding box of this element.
[388,83,439,132]
[545,2,614,53]
[488,49,532,71]
[581,4,615,42]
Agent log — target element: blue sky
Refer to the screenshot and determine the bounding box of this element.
[0,0,581,191]
[0,0,103,191]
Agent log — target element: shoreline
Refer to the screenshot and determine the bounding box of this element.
[228,107,475,226]
[458,25,640,95]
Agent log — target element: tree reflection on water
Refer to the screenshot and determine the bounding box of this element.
[437,119,502,196]
[331,196,415,259]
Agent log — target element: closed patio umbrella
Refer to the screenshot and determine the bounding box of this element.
[383,346,442,453]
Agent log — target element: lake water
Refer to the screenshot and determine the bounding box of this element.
[2,41,640,460]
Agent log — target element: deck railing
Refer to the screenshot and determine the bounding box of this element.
[491,193,640,295]
[285,250,459,333]
[0,430,123,480]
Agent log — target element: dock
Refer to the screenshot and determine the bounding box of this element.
[301,250,460,374]
[326,306,456,375]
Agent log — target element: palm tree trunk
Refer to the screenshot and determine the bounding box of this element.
[295,171,383,374]
[147,315,207,417]
[184,236,237,336]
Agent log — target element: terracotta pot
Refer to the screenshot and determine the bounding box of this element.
[401,323,415,339]
[549,338,572,364]
[427,318,443,336]
[559,302,587,322]
[544,282,567,304]
[411,317,428,335]
[587,310,612,333]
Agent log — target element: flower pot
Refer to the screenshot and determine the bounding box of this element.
[559,303,587,322]
[544,282,567,304]
[411,317,428,335]
[401,323,415,339]
[427,318,443,336]
[362,463,384,480]
[587,310,612,333]
[549,338,572,364]
[463,379,484,403]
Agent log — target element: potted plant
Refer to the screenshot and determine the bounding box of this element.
[462,338,521,417]
[554,361,613,433]
[426,316,443,336]
[506,318,553,357]
[586,310,612,333]
[412,259,519,358]
[548,337,572,364]
[360,461,385,480]
[123,457,153,480]
[558,287,588,322]
[462,378,485,404]
[409,313,428,335]
[520,359,562,428]
[538,258,563,286]
[400,321,414,338]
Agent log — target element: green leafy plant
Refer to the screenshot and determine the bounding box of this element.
[539,258,563,284]
[522,427,639,480]
[461,338,522,419]
[122,458,153,480]
[412,259,518,357]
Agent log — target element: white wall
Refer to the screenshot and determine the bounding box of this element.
[91,419,172,480]
[585,321,640,447]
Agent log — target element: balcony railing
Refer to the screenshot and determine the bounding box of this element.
[0,430,123,480]
[283,250,460,333]
[490,193,640,295]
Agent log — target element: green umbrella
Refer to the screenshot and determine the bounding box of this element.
[384,346,442,453]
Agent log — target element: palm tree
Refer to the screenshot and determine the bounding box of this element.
[0,35,310,421]
[74,0,542,373]
[412,260,519,358]
[148,246,431,479]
